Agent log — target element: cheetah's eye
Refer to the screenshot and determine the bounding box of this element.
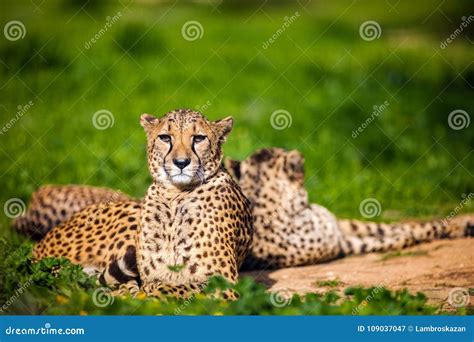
[158,135,171,143]
[193,135,207,143]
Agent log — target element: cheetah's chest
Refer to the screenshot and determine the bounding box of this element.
[138,196,212,284]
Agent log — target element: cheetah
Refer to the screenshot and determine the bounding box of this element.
[32,109,253,297]
[226,148,473,269]
[15,147,472,272]
[13,185,131,240]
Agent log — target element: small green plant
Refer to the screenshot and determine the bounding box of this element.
[167,264,186,272]
[315,279,340,288]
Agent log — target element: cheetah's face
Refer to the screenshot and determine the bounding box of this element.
[141,109,233,188]
[230,148,306,193]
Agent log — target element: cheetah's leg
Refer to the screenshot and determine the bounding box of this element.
[141,282,202,299]
[98,256,140,295]
[110,280,141,297]
[141,282,238,300]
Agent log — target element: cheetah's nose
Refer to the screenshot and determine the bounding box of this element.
[173,158,191,170]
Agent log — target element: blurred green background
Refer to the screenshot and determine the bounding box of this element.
[1,0,473,244]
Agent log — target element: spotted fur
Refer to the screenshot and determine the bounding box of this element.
[18,146,473,276]
[33,109,253,298]
[13,185,130,240]
[226,148,474,269]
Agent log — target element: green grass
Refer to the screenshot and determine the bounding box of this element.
[1,0,473,315]
[315,279,341,288]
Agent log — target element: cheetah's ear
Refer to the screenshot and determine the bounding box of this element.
[213,116,233,143]
[140,114,159,130]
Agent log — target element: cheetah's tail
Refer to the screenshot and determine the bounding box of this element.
[337,214,473,255]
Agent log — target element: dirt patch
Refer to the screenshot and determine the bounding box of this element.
[242,238,473,308]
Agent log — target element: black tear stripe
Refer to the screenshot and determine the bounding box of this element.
[191,138,203,170]
[108,259,134,283]
[160,137,173,168]
[124,245,139,275]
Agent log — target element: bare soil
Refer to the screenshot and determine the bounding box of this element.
[242,238,474,308]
